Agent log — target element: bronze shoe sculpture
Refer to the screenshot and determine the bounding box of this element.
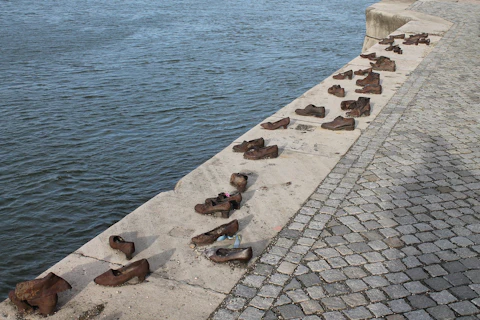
[370,56,396,72]
[393,46,403,54]
[327,85,345,97]
[233,138,265,152]
[191,219,239,246]
[390,34,405,39]
[356,72,380,87]
[346,97,371,117]
[360,52,376,60]
[94,259,150,287]
[230,173,248,193]
[109,235,135,260]
[332,70,353,80]
[355,84,382,94]
[260,117,290,130]
[295,104,326,117]
[340,100,357,110]
[9,272,72,316]
[354,68,372,76]
[205,247,253,263]
[379,37,394,45]
[321,116,355,131]
[205,192,242,210]
[244,145,278,160]
[195,199,233,218]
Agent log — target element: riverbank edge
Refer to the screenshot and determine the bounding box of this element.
[0,1,452,319]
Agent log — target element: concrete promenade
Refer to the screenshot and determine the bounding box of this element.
[1,0,479,319]
[210,1,480,319]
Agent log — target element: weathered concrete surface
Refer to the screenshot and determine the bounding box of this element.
[0,1,459,319]
[211,0,480,319]
[362,0,451,51]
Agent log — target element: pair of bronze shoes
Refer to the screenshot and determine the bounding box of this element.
[378,34,405,45]
[360,52,377,60]
[370,56,396,72]
[195,192,242,218]
[332,70,353,80]
[404,33,429,45]
[355,72,382,94]
[386,44,403,54]
[321,116,355,131]
[9,272,72,316]
[354,67,372,76]
[295,104,326,117]
[233,137,279,160]
[341,97,371,117]
[260,117,290,130]
[327,85,345,97]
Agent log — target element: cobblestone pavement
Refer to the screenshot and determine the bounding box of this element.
[209,1,480,319]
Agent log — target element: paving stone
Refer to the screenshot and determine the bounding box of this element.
[449,285,478,299]
[424,277,452,291]
[342,293,368,307]
[286,289,309,303]
[404,281,429,294]
[424,264,449,277]
[323,311,347,320]
[306,286,326,299]
[385,272,410,284]
[322,297,348,311]
[383,285,410,299]
[243,275,265,288]
[300,300,324,315]
[430,290,458,305]
[235,285,258,298]
[284,278,302,291]
[364,262,388,275]
[363,276,389,288]
[343,306,372,320]
[270,273,289,286]
[426,305,456,320]
[405,267,429,280]
[404,309,434,320]
[388,299,412,313]
[278,261,297,275]
[343,267,368,279]
[238,307,264,320]
[274,294,292,306]
[320,269,347,283]
[213,309,238,320]
[258,284,282,298]
[263,310,278,320]
[276,304,306,319]
[295,264,310,275]
[346,279,368,292]
[249,296,274,310]
[444,272,471,286]
[324,283,349,296]
[367,303,393,317]
[307,260,331,272]
[449,301,479,316]
[408,295,437,309]
[345,254,367,266]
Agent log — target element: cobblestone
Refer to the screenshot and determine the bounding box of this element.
[209,2,480,319]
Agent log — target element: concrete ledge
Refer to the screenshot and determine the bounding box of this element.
[362,0,452,51]
[0,2,454,319]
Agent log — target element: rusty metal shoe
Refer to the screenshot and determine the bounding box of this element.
[205,247,253,263]
[195,199,232,218]
[360,52,376,60]
[8,290,33,315]
[12,272,71,316]
[321,116,355,131]
[355,84,382,94]
[205,192,242,210]
[332,70,353,80]
[260,117,290,130]
[370,56,396,72]
[230,173,248,193]
[327,85,345,97]
[390,34,405,39]
[379,37,395,45]
[94,259,150,287]
[354,68,372,76]
[191,219,239,246]
[340,100,357,110]
[232,138,265,152]
[295,104,326,117]
[244,145,278,160]
[109,235,135,260]
[418,38,430,45]
[393,46,403,54]
[356,72,380,87]
[346,97,371,117]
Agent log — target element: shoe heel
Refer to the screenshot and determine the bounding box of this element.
[137,274,147,283]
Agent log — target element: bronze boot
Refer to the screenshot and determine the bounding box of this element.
[332,70,353,80]
[347,97,371,117]
[370,56,396,72]
[354,68,372,75]
[191,219,239,246]
[26,294,58,316]
[205,192,242,210]
[356,72,380,87]
[390,34,405,39]
[14,273,71,302]
[230,173,248,193]
[340,100,357,110]
[244,145,279,160]
[109,235,135,260]
[321,116,355,131]
[327,85,345,97]
[379,37,394,45]
[94,259,150,287]
[205,247,253,263]
[295,104,325,117]
[232,138,264,152]
[195,199,232,218]
[8,290,33,314]
[355,84,382,94]
[260,117,290,130]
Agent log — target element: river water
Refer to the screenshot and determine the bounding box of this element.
[0,0,376,299]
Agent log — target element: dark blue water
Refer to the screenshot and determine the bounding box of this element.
[0,0,376,298]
